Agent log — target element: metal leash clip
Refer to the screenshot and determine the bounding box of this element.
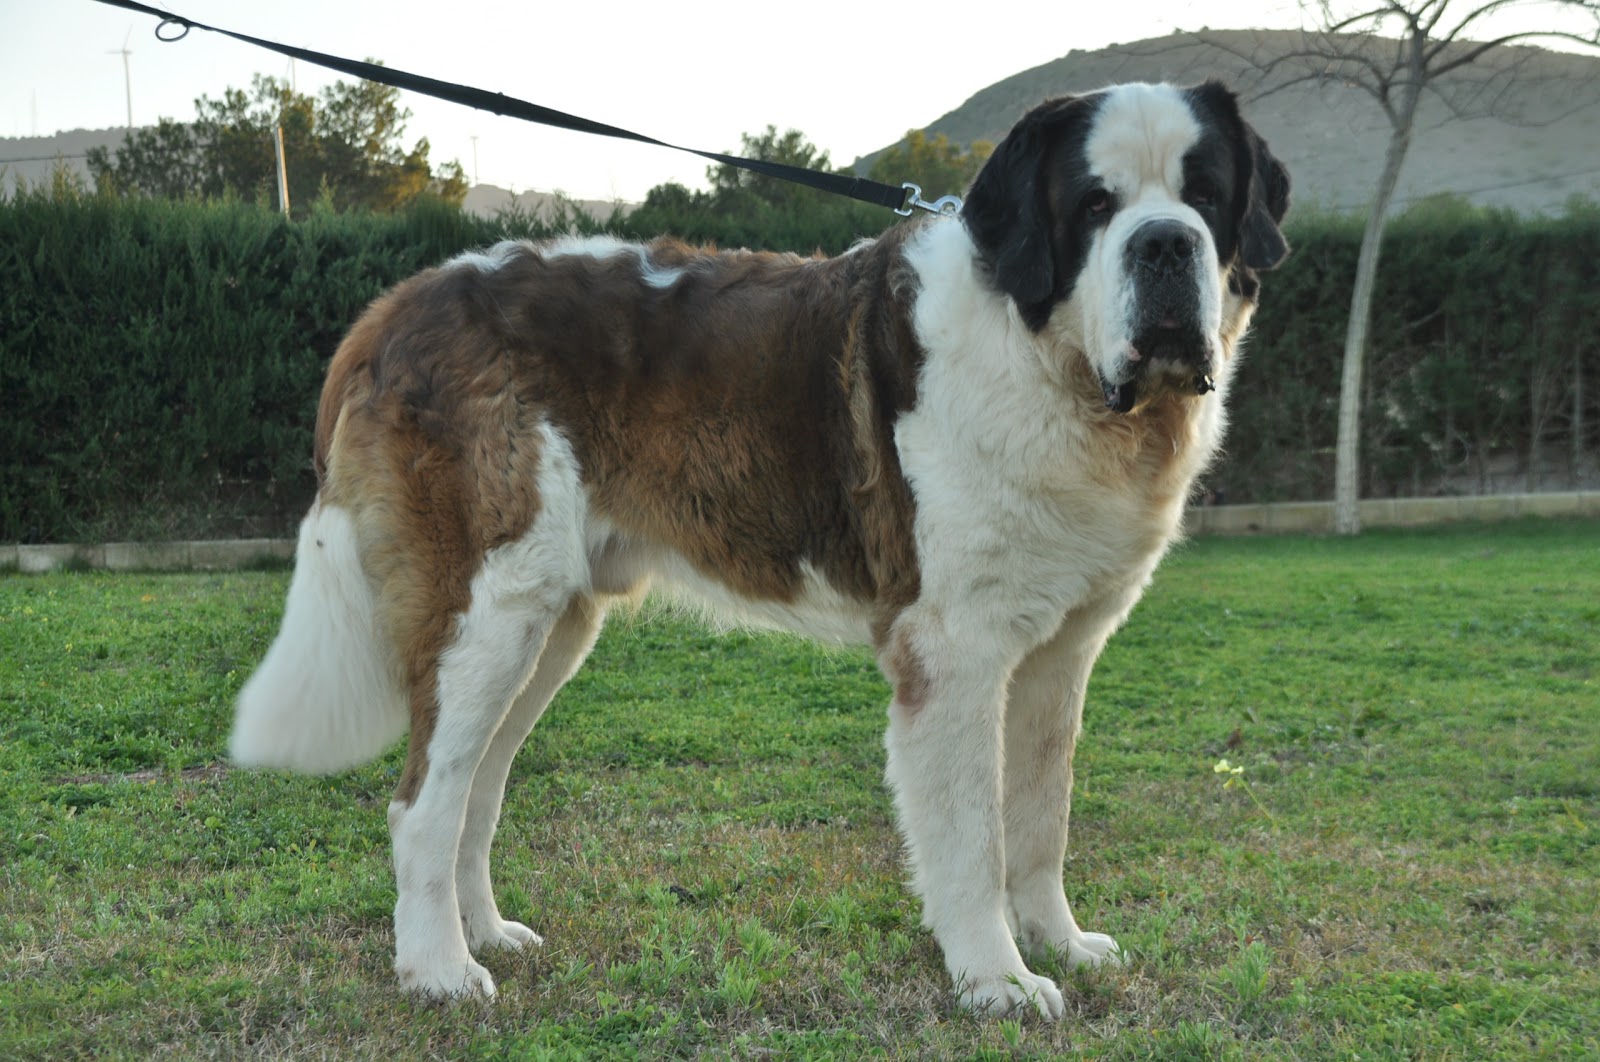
[895,183,963,218]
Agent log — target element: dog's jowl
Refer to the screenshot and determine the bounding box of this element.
[231,81,1289,1019]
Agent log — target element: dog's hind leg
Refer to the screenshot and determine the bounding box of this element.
[387,569,564,1000]
[381,416,591,999]
[455,594,606,955]
[1002,600,1129,971]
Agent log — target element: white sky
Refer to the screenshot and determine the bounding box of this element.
[1,0,1591,202]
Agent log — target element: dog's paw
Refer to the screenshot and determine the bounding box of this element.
[398,958,497,1000]
[958,970,1065,1021]
[467,918,543,953]
[1066,931,1124,968]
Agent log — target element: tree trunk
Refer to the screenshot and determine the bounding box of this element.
[1575,354,1585,489]
[1528,362,1539,491]
[1333,98,1417,534]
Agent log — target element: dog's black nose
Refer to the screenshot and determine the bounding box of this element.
[1130,219,1197,275]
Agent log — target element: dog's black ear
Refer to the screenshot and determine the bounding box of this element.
[1189,80,1292,273]
[961,108,1056,311]
[1240,125,1291,271]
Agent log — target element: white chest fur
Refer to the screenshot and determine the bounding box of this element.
[895,219,1222,653]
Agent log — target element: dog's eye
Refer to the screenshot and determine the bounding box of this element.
[1186,185,1217,209]
[1083,189,1112,217]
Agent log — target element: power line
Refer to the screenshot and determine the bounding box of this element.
[0,153,92,163]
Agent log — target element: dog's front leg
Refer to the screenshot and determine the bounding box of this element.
[881,617,1065,1021]
[1002,607,1126,971]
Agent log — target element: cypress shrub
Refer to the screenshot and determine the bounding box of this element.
[1,183,1595,542]
[1215,197,1600,502]
[0,184,564,542]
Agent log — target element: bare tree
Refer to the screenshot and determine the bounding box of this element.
[1219,2,1600,531]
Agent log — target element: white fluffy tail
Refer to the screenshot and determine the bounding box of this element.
[230,500,408,773]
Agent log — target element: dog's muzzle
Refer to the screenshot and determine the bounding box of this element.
[1102,218,1214,412]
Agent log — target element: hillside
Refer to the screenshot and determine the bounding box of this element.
[0,127,127,193]
[460,184,630,222]
[857,30,1600,215]
[0,135,633,220]
[0,136,630,221]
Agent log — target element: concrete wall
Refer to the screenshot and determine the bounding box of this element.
[5,538,294,574]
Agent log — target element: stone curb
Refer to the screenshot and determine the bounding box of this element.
[3,493,1596,573]
[6,538,294,575]
[1183,490,1600,536]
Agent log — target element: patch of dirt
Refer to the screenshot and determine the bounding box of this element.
[56,763,231,786]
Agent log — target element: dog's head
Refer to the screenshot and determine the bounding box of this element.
[962,81,1290,412]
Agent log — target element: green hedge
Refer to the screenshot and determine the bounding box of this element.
[0,189,581,542]
[1224,197,1600,502]
[2,186,1596,543]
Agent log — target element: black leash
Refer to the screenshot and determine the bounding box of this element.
[88,0,963,218]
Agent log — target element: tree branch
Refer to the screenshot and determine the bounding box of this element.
[1430,29,1594,77]
[1320,3,1404,33]
[1430,0,1530,47]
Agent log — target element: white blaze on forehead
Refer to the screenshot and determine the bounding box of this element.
[1057,83,1227,394]
[1084,83,1201,200]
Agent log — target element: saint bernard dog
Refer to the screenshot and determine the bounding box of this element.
[231,80,1290,1019]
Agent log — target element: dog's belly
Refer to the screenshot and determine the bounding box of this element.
[588,529,876,645]
[658,553,877,644]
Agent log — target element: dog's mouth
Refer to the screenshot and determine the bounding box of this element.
[1102,377,1138,414]
[1100,367,1214,414]
[1098,319,1215,414]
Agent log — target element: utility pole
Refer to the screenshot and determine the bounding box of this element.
[277,63,293,215]
[274,125,290,215]
[107,29,133,130]
[470,134,479,186]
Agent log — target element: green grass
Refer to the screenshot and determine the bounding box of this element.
[1,520,1596,1059]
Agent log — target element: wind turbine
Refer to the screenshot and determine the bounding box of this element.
[107,28,132,130]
